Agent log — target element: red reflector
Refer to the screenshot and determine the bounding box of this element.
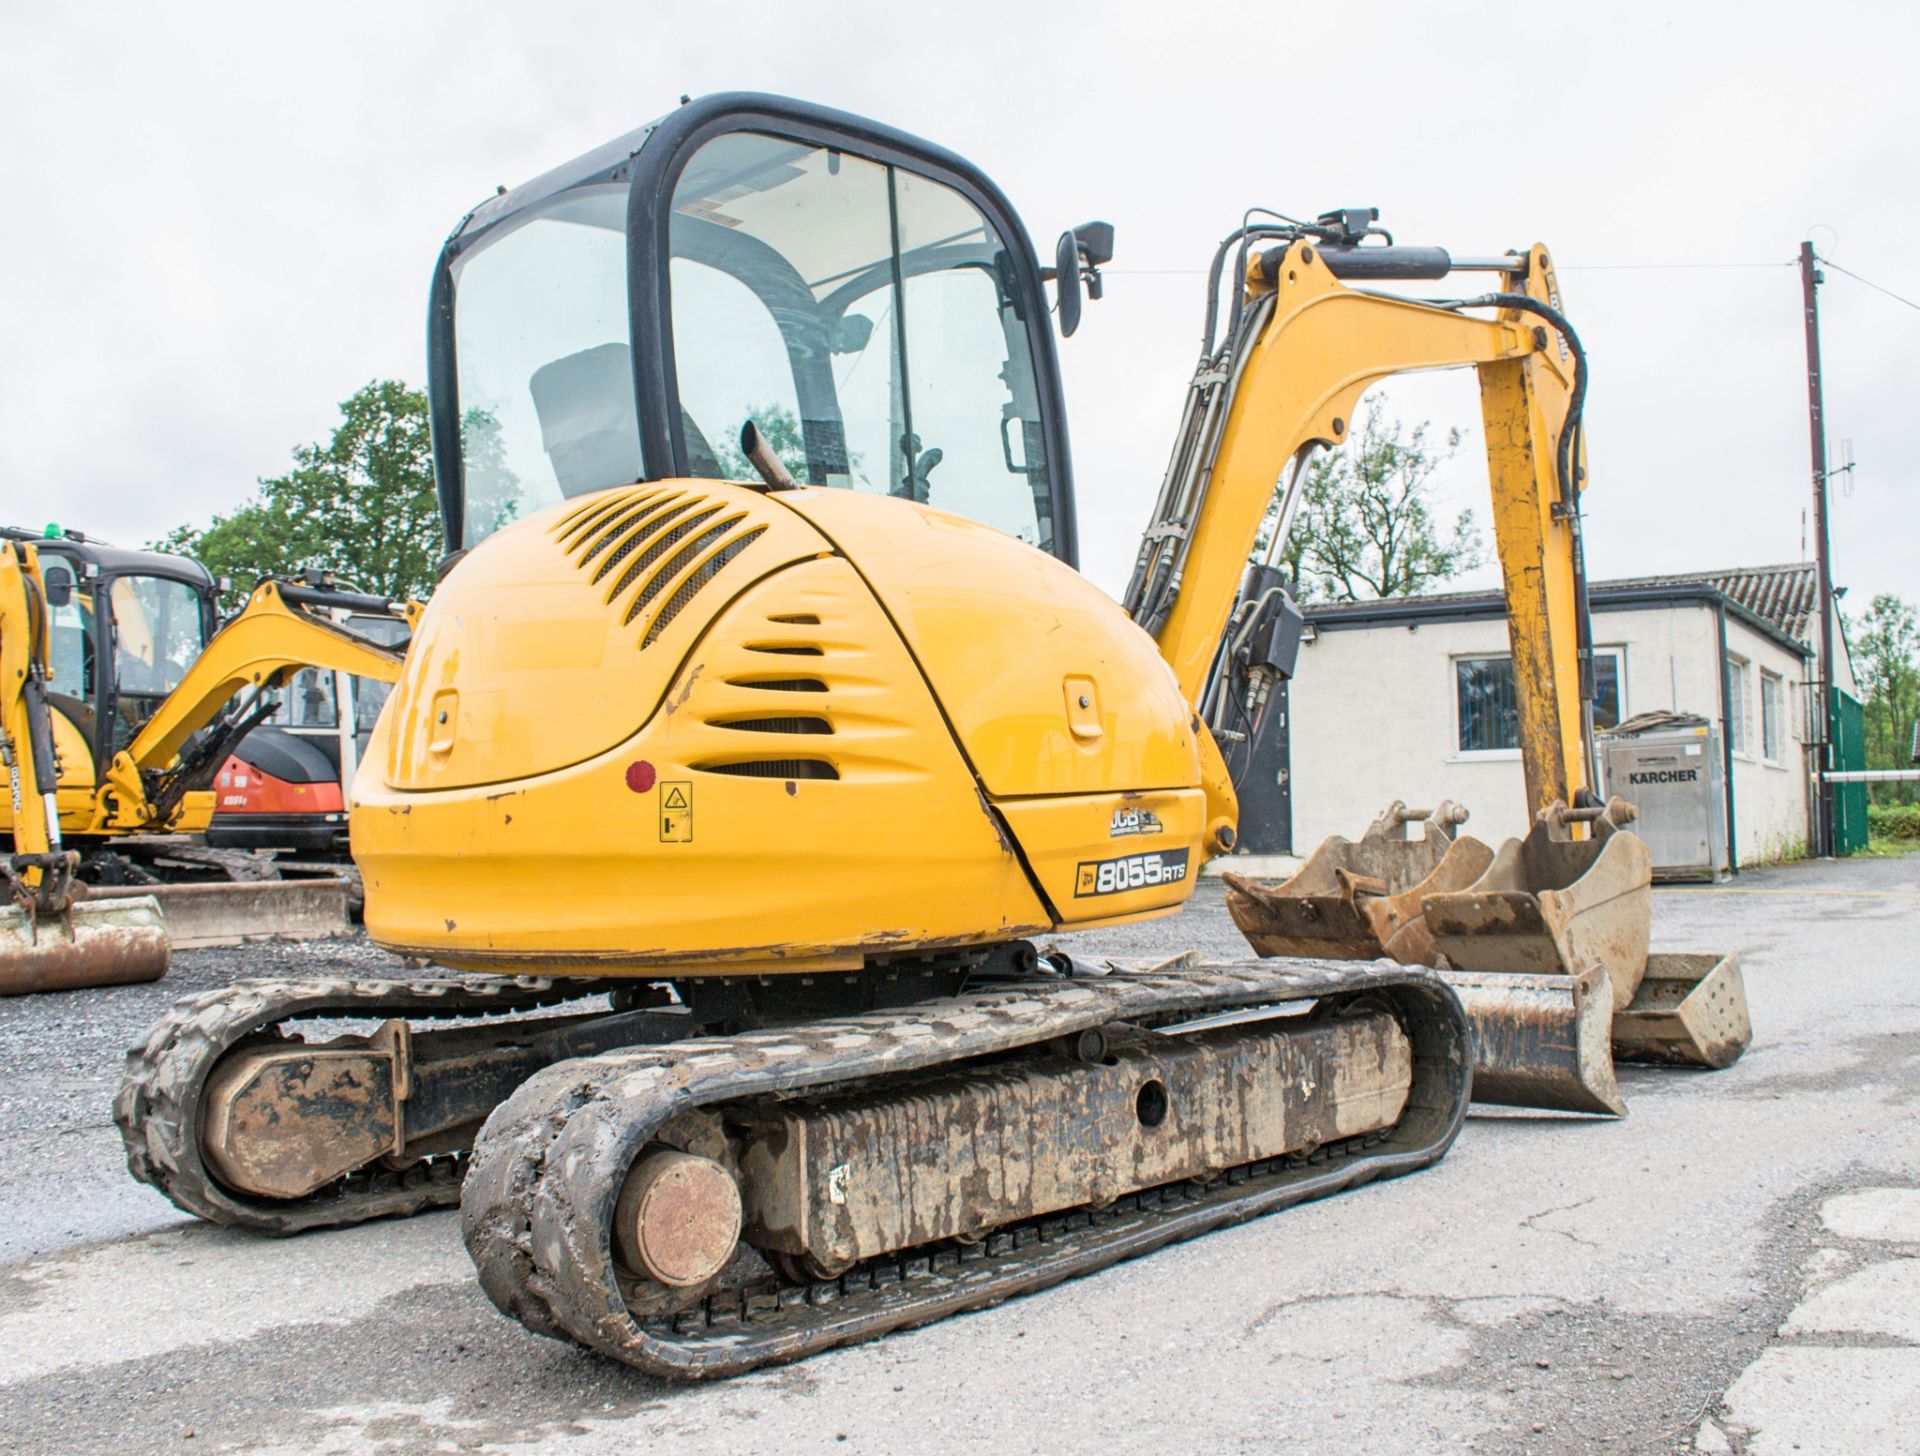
[625,760,657,794]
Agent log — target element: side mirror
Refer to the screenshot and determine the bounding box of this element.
[1051,221,1116,339]
[42,565,74,608]
[1053,230,1084,338]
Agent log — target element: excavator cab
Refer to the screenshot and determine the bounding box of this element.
[30,532,218,783]
[6,530,220,842]
[428,94,1083,563]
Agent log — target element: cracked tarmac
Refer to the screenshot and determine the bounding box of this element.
[0,852,1915,1454]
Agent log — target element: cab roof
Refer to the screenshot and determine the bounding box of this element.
[4,527,214,591]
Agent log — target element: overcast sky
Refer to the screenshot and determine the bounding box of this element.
[5,1,1914,616]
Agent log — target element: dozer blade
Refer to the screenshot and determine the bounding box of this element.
[0,894,169,995]
[1224,800,1492,965]
[87,878,350,949]
[1613,952,1751,1070]
[1438,964,1625,1116]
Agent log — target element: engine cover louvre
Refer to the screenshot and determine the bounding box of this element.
[378,483,830,792]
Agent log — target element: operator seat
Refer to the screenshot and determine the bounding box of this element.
[530,343,724,494]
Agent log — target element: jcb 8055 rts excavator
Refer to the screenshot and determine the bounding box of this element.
[115,93,1733,1379]
[0,529,419,989]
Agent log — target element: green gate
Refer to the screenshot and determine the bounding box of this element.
[1830,687,1869,855]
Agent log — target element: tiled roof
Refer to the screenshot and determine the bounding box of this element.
[1306,562,1821,647]
[1604,563,1817,644]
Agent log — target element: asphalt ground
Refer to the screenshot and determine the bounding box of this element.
[1,851,1916,1455]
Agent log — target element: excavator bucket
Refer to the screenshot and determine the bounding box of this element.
[1613,951,1751,1069]
[0,893,170,995]
[1423,798,1653,1011]
[1224,801,1493,965]
[1420,799,1654,1117]
[1435,964,1624,1115]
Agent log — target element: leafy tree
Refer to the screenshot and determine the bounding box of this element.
[157,380,441,609]
[460,407,522,545]
[1849,592,1919,806]
[1254,405,1483,602]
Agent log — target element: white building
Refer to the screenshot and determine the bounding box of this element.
[1254,564,1847,870]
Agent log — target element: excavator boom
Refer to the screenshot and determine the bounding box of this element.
[1130,235,1593,816]
[1155,225,1748,1110]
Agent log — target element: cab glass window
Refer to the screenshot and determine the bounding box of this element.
[43,563,94,707]
[107,574,206,752]
[668,132,1054,550]
[451,187,635,546]
[109,576,205,696]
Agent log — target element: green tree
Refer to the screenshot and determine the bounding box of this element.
[1849,592,1920,806]
[1255,405,1483,602]
[157,380,441,609]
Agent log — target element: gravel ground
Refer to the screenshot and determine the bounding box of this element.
[0,851,1915,1454]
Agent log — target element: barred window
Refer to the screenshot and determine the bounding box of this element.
[1457,650,1623,753]
[1456,656,1519,752]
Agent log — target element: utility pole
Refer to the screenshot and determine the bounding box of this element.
[1800,240,1837,856]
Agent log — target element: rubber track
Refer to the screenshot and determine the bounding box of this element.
[114,975,606,1234]
[462,958,1471,1379]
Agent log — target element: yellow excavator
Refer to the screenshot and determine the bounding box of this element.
[114,93,1740,1379]
[0,528,419,991]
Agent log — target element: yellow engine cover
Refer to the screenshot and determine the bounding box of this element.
[352,482,1226,976]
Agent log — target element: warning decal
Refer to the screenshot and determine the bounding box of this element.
[659,781,693,843]
[1073,848,1189,897]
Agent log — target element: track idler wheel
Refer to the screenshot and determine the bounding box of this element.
[614,1151,743,1288]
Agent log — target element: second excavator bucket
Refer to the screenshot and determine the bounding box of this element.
[1612,951,1752,1069]
[0,892,170,995]
[1224,800,1493,965]
[1423,799,1653,1011]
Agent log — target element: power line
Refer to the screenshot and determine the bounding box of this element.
[1817,256,1920,313]
[1105,260,1794,277]
[1558,261,1791,271]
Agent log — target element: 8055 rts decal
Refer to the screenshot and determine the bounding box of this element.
[1074,849,1190,896]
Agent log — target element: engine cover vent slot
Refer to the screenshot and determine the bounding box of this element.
[746,643,824,656]
[709,716,832,735]
[698,759,840,781]
[643,529,767,647]
[608,507,726,607]
[589,498,697,580]
[727,677,828,693]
